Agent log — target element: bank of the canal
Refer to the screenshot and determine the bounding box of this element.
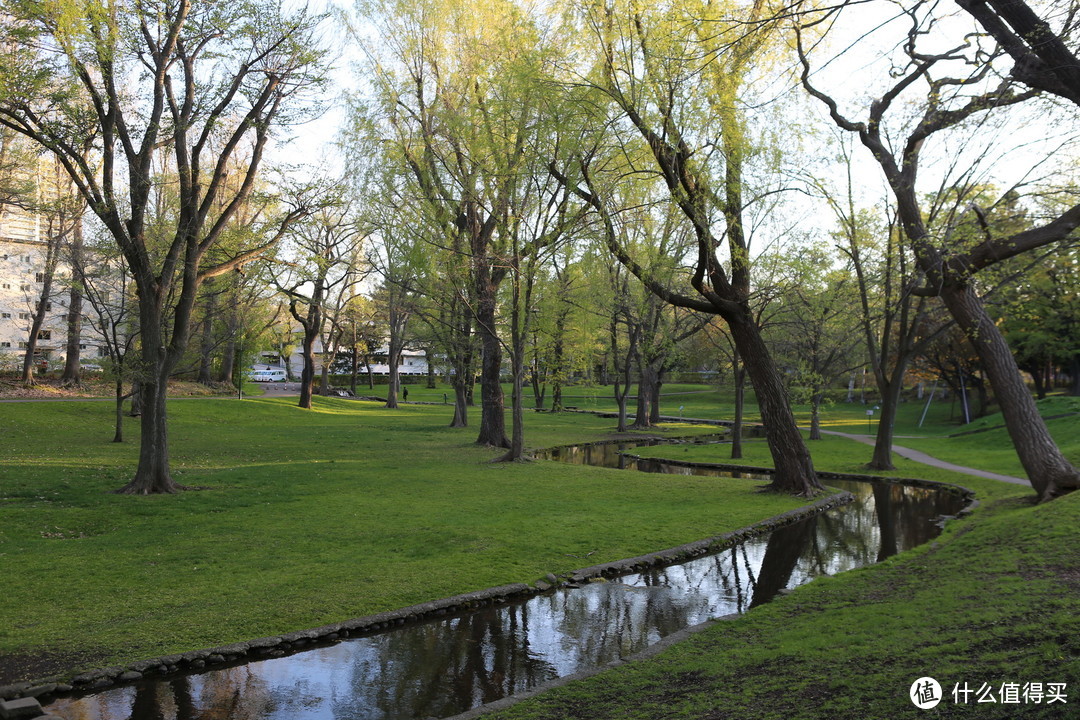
[27,436,968,719]
[474,447,1080,720]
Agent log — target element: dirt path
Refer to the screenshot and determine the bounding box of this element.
[821,430,1030,486]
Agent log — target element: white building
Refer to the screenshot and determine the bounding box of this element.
[253,342,430,379]
[0,167,105,371]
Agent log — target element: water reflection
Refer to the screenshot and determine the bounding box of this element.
[45,442,963,720]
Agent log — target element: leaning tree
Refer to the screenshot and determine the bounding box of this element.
[796,2,1080,499]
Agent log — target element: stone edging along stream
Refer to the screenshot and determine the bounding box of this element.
[0,466,975,705]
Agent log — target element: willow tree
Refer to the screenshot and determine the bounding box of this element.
[0,0,326,493]
[562,0,823,495]
[796,3,1080,499]
[355,0,574,448]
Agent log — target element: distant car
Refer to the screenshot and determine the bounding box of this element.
[249,368,288,382]
[80,363,103,372]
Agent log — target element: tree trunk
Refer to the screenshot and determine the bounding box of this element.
[868,370,905,470]
[809,392,823,441]
[61,223,85,386]
[116,343,181,494]
[731,350,745,459]
[630,363,653,430]
[649,371,663,424]
[940,283,1080,499]
[22,273,57,384]
[728,316,822,496]
[451,379,469,427]
[113,376,125,443]
[129,379,143,417]
[475,298,509,447]
[550,313,566,412]
[298,329,317,409]
[349,344,358,395]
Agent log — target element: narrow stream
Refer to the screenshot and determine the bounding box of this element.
[43,439,964,720]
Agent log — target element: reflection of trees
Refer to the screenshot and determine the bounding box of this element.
[328,604,557,719]
[749,518,818,608]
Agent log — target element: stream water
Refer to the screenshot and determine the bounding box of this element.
[43,439,965,720]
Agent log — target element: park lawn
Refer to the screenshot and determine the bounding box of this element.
[489,431,1080,720]
[894,398,1080,479]
[0,397,804,683]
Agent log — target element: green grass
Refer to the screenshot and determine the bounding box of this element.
[481,405,1080,720]
[0,397,801,681]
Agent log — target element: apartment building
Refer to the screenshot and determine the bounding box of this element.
[0,184,105,371]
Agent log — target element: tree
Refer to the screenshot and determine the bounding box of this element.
[995,243,1080,397]
[0,0,326,493]
[77,232,138,442]
[560,0,823,495]
[275,198,364,409]
[16,155,82,385]
[813,156,948,469]
[354,0,570,448]
[796,4,1080,499]
[771,247,864,440]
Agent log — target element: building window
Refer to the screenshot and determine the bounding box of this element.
[44,302,51,311]
[1,312,9,319]
[37,330,51,340]
[35,272,45,282]
[1,283,9,289]
[18,312,30,320]
[17,341,27,349]
[20,284,30,291]
[98,347,107,357]
[0,342,9,348]
[23,255,31,263]
[79,344,86,350]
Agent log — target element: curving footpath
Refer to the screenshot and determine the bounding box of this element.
[820,429,1030,486]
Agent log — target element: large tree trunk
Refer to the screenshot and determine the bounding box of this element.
[728,316,822,496]
[298,332,316,409]
[117,333,181,494]
[869,368,906,470]
[451,379,469,427]
[60,222,85,386]
[630,363,654,430]
[649,371,663,425]
[474,291,509,447]
[939,283,1080,500]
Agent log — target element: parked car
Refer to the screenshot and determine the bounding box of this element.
[249,368,288,382]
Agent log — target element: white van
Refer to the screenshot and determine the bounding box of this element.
[249,368,288,382]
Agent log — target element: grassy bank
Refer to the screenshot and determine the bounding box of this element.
[484,411,1080,720]
[0,397,797,683]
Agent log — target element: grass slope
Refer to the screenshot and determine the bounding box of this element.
[0,397,800,683]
